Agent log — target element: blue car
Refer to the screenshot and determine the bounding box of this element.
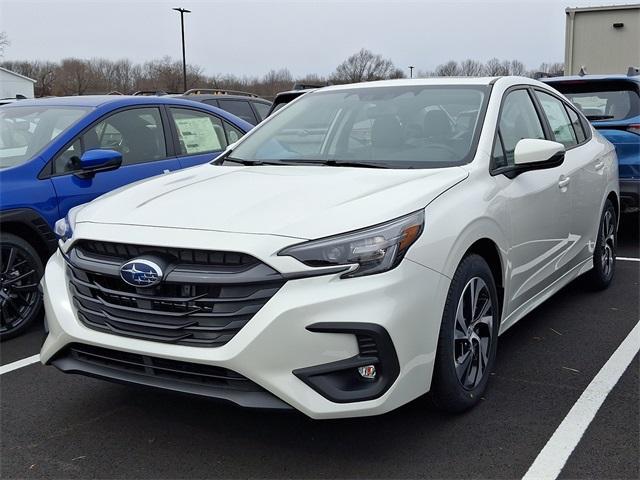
[543,74,640,213]
[0,95,252,338]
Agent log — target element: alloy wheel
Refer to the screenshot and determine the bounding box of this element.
[452,277,494,390]
[0,245,40,335]
[601,209,615,278]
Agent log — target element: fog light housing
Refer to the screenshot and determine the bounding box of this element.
[358,365,377,379]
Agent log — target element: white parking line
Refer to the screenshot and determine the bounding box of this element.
[618,257,640,262]
[522,321,640,480]
[0,354,40,375]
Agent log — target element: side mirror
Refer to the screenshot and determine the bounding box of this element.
[514,139,565,166]
[498,139,565,178]
[73,149,122,178]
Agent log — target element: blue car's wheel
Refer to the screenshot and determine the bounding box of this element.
[0,234,43,340]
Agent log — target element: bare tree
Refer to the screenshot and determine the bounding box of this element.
[262,68,294,93]
[55,58,94,95]
[1,54,568,99]
[111,59,136,93]
[388,68,406,79]
[484,58,507,76]
[415,69,434,78]
[459,59,485,76]
[435,61,461,77]
[296,73,328,86]
[508,59,526,76]
[535,62,564,77]
[332,49,403,84]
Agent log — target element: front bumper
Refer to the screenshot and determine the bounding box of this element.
[41,232,449,419]
[620,178,639,212]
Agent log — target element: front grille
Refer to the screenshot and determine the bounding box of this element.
[66,242,285,347]
[66,343,263,392]
[76,240,257,267]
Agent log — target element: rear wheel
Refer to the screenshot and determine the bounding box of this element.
[583,199,616,290]
[431,254,499,412]
[0,234,43,340]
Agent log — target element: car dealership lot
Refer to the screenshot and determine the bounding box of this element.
[1,216,638,479]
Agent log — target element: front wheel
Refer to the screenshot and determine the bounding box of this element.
[583,199,616,290]
[0,234,44,340]
[430,254,500,413]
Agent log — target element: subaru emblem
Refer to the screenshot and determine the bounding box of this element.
[120,259,163,287]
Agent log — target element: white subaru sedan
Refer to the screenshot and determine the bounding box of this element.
[41,77,618,419]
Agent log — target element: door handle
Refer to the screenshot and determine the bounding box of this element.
[558,176,571,189]
[595,161,605,171]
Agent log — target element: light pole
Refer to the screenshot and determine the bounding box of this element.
[173,7,191,92]
[408,66,414,78]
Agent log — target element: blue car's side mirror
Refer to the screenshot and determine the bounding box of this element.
[73,149,122,178]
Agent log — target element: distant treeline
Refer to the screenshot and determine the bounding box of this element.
[0,49,564,98]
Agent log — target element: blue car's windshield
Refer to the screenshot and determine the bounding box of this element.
[0,106,90,169]
[227,85,490,169]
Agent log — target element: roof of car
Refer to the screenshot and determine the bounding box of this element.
[175,94,272,104]
[1,95,255,131]
[1,95,254,108]
[318,77,506,92]
[543,74,640,83]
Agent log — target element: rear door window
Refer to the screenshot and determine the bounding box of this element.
[251,102,270,121]
[202,99,220,108]
[223,121,244,144]
[565,105,586,143]
[217,100,257,124]
[169,108,227,155]
[535,91,577,148]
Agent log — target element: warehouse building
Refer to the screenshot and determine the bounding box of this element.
[565,4,640,75]
[0,66,36,99]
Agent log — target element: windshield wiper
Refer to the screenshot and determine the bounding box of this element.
[270,159,390,169]
[219,157,284,166]
[219,156,389,169]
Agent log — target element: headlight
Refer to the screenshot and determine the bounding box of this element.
[54,217,72,241]
[278,211,424,278]
[54,204,86,242]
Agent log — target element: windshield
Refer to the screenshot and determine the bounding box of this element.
[0,106,91,169]
[550,80,640,121]
[229,85,490,168]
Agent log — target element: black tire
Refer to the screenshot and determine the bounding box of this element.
[583,199,617,291]
[0,233,44,340]
[430,254,500,413]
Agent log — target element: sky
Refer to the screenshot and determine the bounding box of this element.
[1,0,638,77]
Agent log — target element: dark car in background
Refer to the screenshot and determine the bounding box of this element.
[544,73,640,212]
[177,89,272,125]
[266,84,323,117]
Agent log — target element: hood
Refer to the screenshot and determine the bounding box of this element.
[77,164,468,239]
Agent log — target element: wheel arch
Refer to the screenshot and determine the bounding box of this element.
[464,238,505,320]
[606,190,619,226]
[0,209,57,265]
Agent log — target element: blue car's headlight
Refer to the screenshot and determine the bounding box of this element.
[278,211,424,278]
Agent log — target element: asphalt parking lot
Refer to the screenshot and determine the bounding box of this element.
[1,216,638,479]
